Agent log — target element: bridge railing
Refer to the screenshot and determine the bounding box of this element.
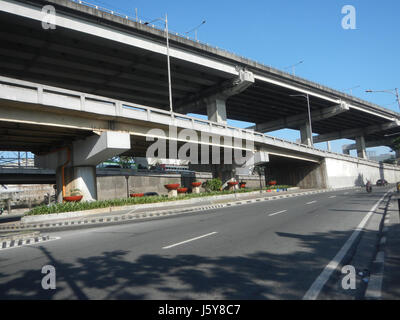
[0,75,387,166]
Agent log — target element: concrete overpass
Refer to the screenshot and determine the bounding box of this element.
[1,0,399,147]
[1,0,400,201]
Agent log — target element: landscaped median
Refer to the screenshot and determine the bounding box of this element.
[0,186,362,232]
[26,185,293,216]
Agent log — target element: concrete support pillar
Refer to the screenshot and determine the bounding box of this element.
[39,131,131,202]
[206,96,227,124]
[356,136,367,159]
[300,122,313,146]
[57,166,97,202]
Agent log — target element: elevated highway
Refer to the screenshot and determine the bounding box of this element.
[0,0,400,201]
[0,0,399,148]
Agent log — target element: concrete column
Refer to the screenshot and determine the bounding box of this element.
[300,122,313,146]
[206,96,227,124]
[356,136,367,159]
[57,166,97,202]
[40,131,131,202]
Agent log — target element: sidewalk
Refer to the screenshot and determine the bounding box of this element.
[381,195,400,299]
[0,187,358,232]
[365,193,400,299]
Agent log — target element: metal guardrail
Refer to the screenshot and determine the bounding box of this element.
[67,0,399,117]
[0,153,35,168]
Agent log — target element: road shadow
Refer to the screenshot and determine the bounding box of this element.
[0,228,359,300]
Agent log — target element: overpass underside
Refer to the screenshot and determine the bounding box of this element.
[266,155,326,189]
[1,0,400,201]
[0,0,399,153]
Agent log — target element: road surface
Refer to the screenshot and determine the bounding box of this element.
[0,187,390,299]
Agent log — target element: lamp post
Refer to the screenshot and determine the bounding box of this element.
[290,93,313,146]
[343,85,360,95]
[366,88,400,112]
[185,20,206,41]
[284,60,304,76]
[144,14,173,113]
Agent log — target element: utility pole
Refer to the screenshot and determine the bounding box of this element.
[366,88,400,112]
[165,13,173,113]
[144,15,173,113]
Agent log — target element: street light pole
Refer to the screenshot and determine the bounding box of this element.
[284,60,304,76]
[343,85,360,95]
[185,20,206,41]
[165,14,173,113]
[366,88,400,112]
[144,15,174,113]
[306,93,313,137]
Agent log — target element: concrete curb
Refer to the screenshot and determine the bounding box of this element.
[364,192,393,300]
[0,235,50,250]
[0,187,361,232]
[0,231,40,241]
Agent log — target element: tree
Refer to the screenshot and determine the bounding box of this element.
[391,137,400,153]
[112,156,135,168]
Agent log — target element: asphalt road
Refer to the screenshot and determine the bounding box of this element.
[0,187,391,299]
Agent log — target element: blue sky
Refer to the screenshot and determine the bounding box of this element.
[88,0,399,156]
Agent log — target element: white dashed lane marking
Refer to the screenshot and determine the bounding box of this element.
[306,201,317,205]
[268,210,287,217]
[162,232,218,249]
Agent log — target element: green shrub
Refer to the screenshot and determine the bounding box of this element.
[204,178,222,192]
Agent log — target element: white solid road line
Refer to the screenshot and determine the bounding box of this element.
[162,232,218,249]
[306,201,317,205]
[268,210,287,217]
[303,190,390,300]
[329,196,337,199]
